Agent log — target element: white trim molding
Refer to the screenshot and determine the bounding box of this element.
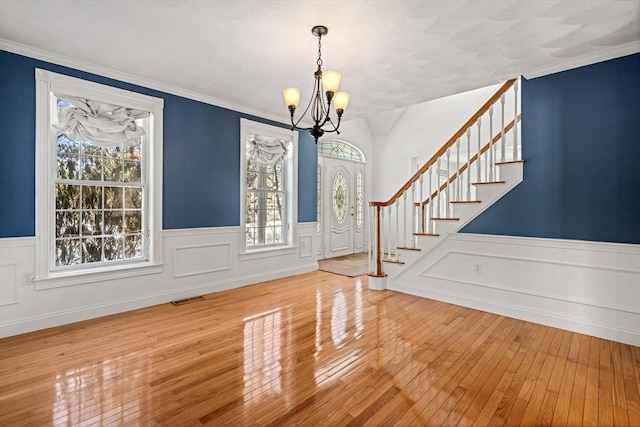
[392,233,640,346]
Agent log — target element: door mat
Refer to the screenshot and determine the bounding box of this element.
[318,252,369,277]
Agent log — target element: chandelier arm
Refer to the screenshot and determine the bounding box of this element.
[324,115,341,133]
[290,79,319,131]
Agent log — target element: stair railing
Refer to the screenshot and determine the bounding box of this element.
[368,78,520,278]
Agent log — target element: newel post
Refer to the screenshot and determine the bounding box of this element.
[368,202,387,290]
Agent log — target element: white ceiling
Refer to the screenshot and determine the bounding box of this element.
[0,0,638,123]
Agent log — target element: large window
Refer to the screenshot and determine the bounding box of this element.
[240,119,297,252]
[35,70,163,287]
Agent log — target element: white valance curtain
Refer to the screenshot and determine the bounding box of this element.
[248,135,289,166]
[53,95,150,147]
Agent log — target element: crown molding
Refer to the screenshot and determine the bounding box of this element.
[0,38,291,125]
[522,41,640,80]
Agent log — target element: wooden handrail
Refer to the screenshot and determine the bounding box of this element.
[416,115,521,207]
[370,78,517,208]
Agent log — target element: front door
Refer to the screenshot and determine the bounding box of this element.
[322,157,365,259]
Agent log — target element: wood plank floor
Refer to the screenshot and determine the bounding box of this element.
[1,271,639,426]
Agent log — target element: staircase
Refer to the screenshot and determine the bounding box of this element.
[367,79,522,290]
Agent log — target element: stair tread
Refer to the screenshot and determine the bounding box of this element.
[397,246,421,251]
[382,258,404,265]
[431,217,460,221]
[413,232,440,237]
[450,200,481,204]
[495,160,524,165]
[472,181,506,185]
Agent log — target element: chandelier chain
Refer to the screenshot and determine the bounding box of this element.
[317,35,323,68]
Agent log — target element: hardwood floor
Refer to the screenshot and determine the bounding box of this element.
[1,271,639,426]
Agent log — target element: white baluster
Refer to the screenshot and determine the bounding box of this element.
[419,175,424,232]
[456,138,461,202]
[476,117,482,184]
[500,93,506,162]
[513,79,519,161]
[402,191,407,248]
[411,182,416,246]
[436,158,441,218]
[386,206,392,259]
[489,105,494,181]
[395,199,399,260]
[428,167,433,233]
[466,128,471,201]
[446,148,451,217]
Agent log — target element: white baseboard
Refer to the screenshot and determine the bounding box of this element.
[391,233,640,346]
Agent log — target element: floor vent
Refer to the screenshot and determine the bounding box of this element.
[171,296,205,306]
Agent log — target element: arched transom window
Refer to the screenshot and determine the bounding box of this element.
[318,140,364,162]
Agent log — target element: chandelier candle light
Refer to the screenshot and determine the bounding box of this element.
[283,25,350,143]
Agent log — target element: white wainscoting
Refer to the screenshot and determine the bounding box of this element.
[0,223,318,338]
[0,264,20,306]
[174,242,232,277]
[392,233,640,346]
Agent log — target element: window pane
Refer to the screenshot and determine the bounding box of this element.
[333,171,347,224]
[57,134,80,180]
[104,187,123,209]
[103,158,123,181]
[356,170,363,227]
[81,237,103,263]
[81,211,103,235]
[104,237,124,261]
[318,140,363,161]
[56,211,80,238]
[56,184,80,209]
[55,239,81,266]
[125,235,143,259]
[82,186,102,210]
[82,156,103,181]
[124,161,141,182]
[81,141,101,156]
[124,144,142,161]
[246,170,258,189]
[125,211,142,233]
[104,211,123,234]
[104,145,123,160]
[125,187,143,209]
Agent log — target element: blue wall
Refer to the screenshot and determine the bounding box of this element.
[0,50,317,238]
[462,53,640,244]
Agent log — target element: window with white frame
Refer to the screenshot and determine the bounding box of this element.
[240,119,297,252]
[35,69,163,286]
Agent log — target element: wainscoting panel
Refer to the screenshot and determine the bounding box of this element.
[299,235,313,258]
[174,242,232,277]
[392,233,640,346]
[0,264,19,306]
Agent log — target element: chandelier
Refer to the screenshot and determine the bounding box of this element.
[283,25,350,143]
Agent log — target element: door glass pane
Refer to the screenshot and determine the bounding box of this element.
[332,171,347,224]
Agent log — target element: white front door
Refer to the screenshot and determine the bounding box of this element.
[322,157,365,259]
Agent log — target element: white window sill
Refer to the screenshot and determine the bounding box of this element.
[239,245,299,261]
[35,262,164,290]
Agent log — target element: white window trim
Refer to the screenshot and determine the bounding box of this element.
[239,119,298,256]
[34,69,164,289]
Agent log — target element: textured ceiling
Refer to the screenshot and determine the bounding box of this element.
[0,0,638,123]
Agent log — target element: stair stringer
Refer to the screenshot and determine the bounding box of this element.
[383,161,523,285]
